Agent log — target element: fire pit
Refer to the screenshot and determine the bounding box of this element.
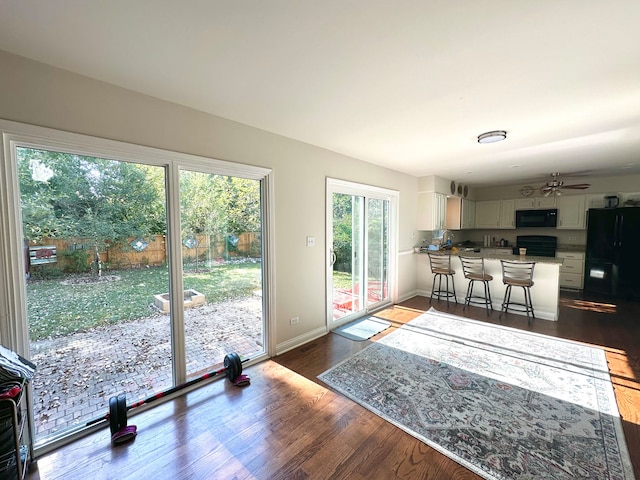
[153,289,205,313]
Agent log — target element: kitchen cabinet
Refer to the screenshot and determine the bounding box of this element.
[417,192,447,230]
[515,197,556,210]
[475,200,515,229]
[445,197,476,230]
[557,251,585,290]
[557,195,586,229]
[474,200,500,228]
[499,199,515,228]
[461,199,476,229]
[0,380,32,479]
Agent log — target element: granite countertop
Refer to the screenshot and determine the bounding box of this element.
[415,249,564,265]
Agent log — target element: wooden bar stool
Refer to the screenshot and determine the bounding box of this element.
[499,260,536,324]
[459,256,493,314]
[427,253,457,305]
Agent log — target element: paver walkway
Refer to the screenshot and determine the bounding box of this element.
[29,295,263,441]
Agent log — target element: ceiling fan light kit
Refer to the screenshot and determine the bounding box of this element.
[477,130,507,144]
[539,173,591,196]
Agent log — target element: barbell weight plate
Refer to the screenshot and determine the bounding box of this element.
[224,352,242,381]
[109,396,120,435]
[117,393,128,431]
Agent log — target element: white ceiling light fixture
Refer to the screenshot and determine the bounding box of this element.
[477,130,507,144]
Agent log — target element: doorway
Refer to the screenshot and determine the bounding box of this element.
[326,178,397,327]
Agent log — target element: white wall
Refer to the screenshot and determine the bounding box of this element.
[0,49,419,353]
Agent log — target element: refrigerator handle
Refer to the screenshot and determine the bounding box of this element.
[617,214,623,248]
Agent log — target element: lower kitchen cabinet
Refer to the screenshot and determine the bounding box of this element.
[557,251,585,290]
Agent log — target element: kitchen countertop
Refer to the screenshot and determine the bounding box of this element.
[415,249,564,265]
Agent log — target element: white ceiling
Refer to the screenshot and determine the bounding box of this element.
[1,1,640,187]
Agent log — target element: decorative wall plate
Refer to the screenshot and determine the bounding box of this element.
[520,186,533,197]
[463,185,469,198]
[457,184,463,195]
[450,180,456,194]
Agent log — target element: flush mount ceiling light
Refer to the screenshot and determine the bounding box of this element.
[477,130,507,144]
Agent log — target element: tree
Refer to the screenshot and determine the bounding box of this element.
[18,147,166,275]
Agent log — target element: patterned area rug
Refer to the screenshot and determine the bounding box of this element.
[319,308,635,480]
[332,316,391,341]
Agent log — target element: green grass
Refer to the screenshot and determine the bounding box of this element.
[26,263,262,340]
[332,270,354,290]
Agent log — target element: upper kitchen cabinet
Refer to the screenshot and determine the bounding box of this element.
[417,192,447,230]
[557,195,586,229]
[475,200,515,229]
[445,197,476,230]
[515,197,556,210]
[461,198,476,229]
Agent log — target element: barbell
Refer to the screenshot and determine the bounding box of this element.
[86,352,249,444]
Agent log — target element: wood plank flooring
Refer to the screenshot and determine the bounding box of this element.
[25,293,640,479]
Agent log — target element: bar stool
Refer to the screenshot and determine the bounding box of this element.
[427,253,457,305]
[459,256,493,314]
[499,260,536,324]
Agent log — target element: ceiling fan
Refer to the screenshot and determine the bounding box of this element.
[539,172,591,197]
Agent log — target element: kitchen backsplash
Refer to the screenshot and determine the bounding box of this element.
[464,228,587,247]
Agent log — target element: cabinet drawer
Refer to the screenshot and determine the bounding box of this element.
[560,258,584,274]
[557,252,585,260]
[560,272,583,289]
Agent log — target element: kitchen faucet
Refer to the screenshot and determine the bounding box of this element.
[442,229,454,245]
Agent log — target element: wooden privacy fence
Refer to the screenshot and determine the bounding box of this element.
[26,232,260,272]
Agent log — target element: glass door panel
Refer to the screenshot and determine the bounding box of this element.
[366,198,389,308]
[331,193,365,321]
[179,171,264,380]
[18,147,171,444]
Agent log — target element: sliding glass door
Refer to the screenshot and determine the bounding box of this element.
[0,123,272,450]
[327,179,396,326]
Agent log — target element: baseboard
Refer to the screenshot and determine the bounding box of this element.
[275,325,327,355]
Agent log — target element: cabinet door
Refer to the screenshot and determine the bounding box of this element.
[515,198,535,210]
[557,195,586,229]
[417,192,447,230]
[435,193,447,230]
[475,200,501,228]
[536,197,557,208]
[461,199,475,229]
[499,199,515,229]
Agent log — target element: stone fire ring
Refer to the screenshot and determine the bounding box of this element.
[153,289,205,313]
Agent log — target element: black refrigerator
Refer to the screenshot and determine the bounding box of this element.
[584,207,640,299]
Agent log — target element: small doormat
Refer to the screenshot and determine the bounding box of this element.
[332,316,391,341]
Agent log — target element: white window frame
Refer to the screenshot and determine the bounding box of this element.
[0,119,276,451]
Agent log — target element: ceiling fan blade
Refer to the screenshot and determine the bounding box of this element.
[563,184,591,189]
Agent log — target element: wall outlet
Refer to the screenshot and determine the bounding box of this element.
[290,316,299,325]
[569,236,576,241]
[306,236,315,247]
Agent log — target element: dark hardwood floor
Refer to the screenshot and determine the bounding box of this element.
[25,293,640,480]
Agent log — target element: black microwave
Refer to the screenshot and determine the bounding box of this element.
[515,209,557,228]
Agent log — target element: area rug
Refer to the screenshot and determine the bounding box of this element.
[332,316,391,341]
[319,307,635,480]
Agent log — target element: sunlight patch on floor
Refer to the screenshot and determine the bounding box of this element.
[561,298,617,314]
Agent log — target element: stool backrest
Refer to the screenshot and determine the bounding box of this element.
[428,253,452,273]
[500,260,535,285]
[459,256,486,278]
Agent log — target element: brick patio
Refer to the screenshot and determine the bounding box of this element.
[29,294,263,441]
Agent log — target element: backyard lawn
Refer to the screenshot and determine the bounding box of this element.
[26,262,262,340]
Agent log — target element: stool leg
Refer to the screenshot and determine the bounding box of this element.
[444,274,450,306]
[430,274,437,304]
[464,280,473,310]
[451,275,457,304]
[500,285,512,318]
[482,280,491,314]
[526,286,535,319]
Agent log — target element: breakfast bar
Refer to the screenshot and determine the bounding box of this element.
[415,250,563,321]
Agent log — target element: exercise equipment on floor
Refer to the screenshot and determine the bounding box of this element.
[88,352,249,445]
